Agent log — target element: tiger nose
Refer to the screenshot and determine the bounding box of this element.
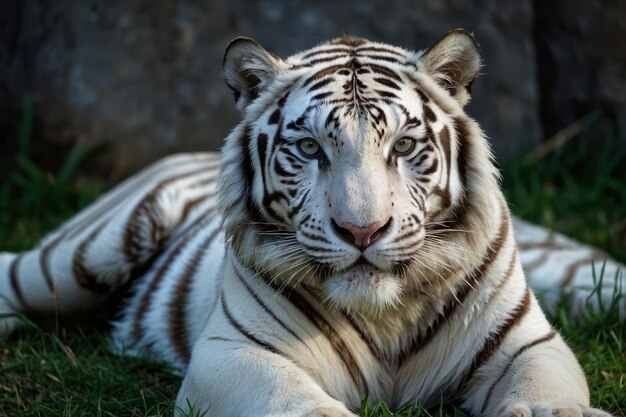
[331,218,392,251]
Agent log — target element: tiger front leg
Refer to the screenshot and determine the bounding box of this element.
[175,339,358,417]
[474,332,613,417]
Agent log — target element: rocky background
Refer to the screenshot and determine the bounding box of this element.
[1,0,625,178]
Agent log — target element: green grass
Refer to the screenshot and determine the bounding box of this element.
[0,328,179,416]
[1,109,625,416]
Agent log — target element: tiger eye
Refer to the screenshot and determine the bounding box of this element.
[297,138,321,157]
[392,137,415,155]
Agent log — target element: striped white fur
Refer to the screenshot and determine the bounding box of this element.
[1,30,622,416]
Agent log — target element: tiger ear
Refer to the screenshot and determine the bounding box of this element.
[223,37,283,112]
[419,29,482,107]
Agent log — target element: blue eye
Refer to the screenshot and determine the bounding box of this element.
[392,137,416,155]
[297,138,321,157]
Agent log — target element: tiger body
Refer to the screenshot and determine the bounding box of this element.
[1,30,623,416]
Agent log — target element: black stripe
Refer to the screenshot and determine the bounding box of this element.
[302,47,351,59]
[301,54,349,67]
[257,133,269,187]
[463,286,532,385]
[420,158,439,176]
[303,64,349,86]
[131,210,215,342]
[362,63,401,81]
[423,105,437,122]
[311,91,334,101]
[342,312,385,362]
[169,227,220,362]
[123,165,218,267]
[279,288,369,395]
[233,265,306,345]
[39,236,62,292]
[268,109,281,125]
[356,46,404,56]
[453,117,471,189]
[73,223,112,294]
[438,126,452,210]
[373,77,401,90]
[359,54,401,63]
[397,202,510,365]
[480,330,557,414]
[177,191,217,229]
[307,77,335,93]
[221,294,282,355]
[9,253,29,310]
[375,90,399,99]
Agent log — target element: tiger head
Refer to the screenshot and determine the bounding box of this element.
[219,30,500,315]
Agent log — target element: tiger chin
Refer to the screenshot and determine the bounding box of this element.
[0,29,616,417]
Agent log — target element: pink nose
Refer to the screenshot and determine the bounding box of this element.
[332,219,391,251]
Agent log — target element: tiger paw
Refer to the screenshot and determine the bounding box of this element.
[497,402,614,417]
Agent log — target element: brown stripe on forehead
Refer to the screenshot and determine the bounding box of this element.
[373,77,401,90]
[302,64,349,86]
[307,77,335,93]
[358,54,402,64]
[302,47,351,59]
[356,46,404,56]
[415,89,430,103]
[363,63,402,81]
[299,54,352,68]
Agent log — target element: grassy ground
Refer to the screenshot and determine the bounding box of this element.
[1,117,625,416]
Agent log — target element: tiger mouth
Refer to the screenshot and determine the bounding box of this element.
[313,255,406,281]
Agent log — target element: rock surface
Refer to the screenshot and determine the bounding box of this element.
[1,0,622,176]
[534,0,626,138]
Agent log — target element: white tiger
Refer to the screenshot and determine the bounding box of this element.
[0,30,623,417]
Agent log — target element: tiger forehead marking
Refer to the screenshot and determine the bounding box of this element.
[283,39,431,147]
